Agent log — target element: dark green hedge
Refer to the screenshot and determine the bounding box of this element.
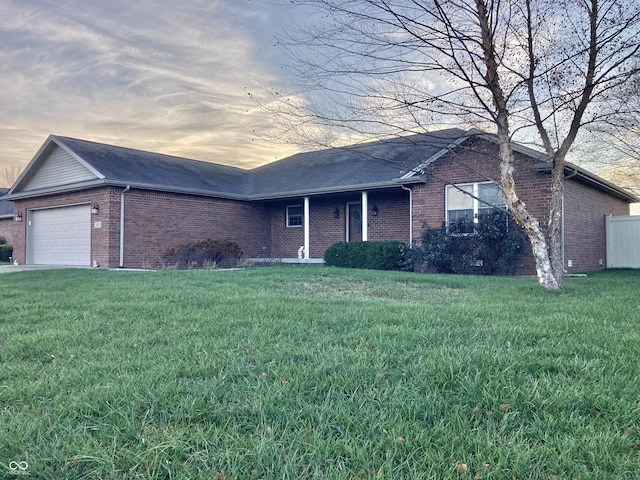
[324,241,410,271]
[0,244,13,262]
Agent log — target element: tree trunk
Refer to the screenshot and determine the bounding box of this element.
[496,130,561,290]
[548,157,566,289]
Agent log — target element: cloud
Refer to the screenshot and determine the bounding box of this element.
[0,0,300,171]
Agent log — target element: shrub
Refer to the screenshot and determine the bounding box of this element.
[0,244,13,262]
[164,239,243,269]
[0,236,6,244]
[418,211,525,275]
[324,241,410,271]
[416,223,467,273]
[471,210,526,275]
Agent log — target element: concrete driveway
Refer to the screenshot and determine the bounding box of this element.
[0,264,93,273]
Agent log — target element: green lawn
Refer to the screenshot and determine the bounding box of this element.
[1,267,639,479]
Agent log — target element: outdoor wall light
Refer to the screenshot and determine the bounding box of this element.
[372,204,379,217]
[91,203,99,215]
[333,207,340,219]
[14,212,22,222]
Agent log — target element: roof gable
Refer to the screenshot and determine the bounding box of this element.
[19,143,99,192]
[9,136,104,196]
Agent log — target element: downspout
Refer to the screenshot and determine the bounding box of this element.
[401,185,413,246]
[119,185,131,268]
[362,191,368,241]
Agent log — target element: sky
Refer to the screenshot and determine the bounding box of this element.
[0,0,306,175]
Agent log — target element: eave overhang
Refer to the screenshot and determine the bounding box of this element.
[3,179,248,202]
[247,176,428,201]
[532,162,640,203]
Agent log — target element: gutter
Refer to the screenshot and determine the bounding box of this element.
[2,179,248,202]
[532,162,640,203]
[248,177,428,201]
[119,185,130,268]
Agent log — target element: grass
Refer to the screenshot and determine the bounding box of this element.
[0,267,639,479]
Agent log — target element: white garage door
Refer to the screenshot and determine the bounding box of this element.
[27,205,91,266]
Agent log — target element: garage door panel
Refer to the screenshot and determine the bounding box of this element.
[27,205,91,266]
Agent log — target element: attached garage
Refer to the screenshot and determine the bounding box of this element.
[26,204,91,266]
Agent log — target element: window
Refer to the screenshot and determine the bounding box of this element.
[286,205,303,227]
[446,182,505,233]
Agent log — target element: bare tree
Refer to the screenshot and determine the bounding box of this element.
[0,164,22,188]
[597,158,640,197]
[267,0,640,289]
[588,73,640,180]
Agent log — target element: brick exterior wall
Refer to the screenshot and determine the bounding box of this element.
[411,139,548,274]
[11,187,271,269]
[0,217,15,247]
[367,190,411,244]
[412,138,630,274]
[120,189,271,268]
[11,188,117,267]
[564,179,629,272]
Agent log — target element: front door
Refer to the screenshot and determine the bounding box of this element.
[347,202,362,242]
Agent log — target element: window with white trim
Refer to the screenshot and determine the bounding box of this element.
[446,182,505,233]
[286,205,303,227]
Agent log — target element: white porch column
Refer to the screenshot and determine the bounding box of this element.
[361,191,368,242]
[304,196,310,259]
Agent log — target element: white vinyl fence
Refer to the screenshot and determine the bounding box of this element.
[606,215,640,268]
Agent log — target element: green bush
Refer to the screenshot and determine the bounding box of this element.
[0,244,13,262]
[416,223,467,273]
[470,210,526,275]
[324,241,410,271]
[418,210,525,275]
[165,239,243,269]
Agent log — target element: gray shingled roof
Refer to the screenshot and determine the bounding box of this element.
[0,188,13,217]
[55,129,468,199]
[5,129,638,203]
[56,136,250,198]
[245,129,467,198]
